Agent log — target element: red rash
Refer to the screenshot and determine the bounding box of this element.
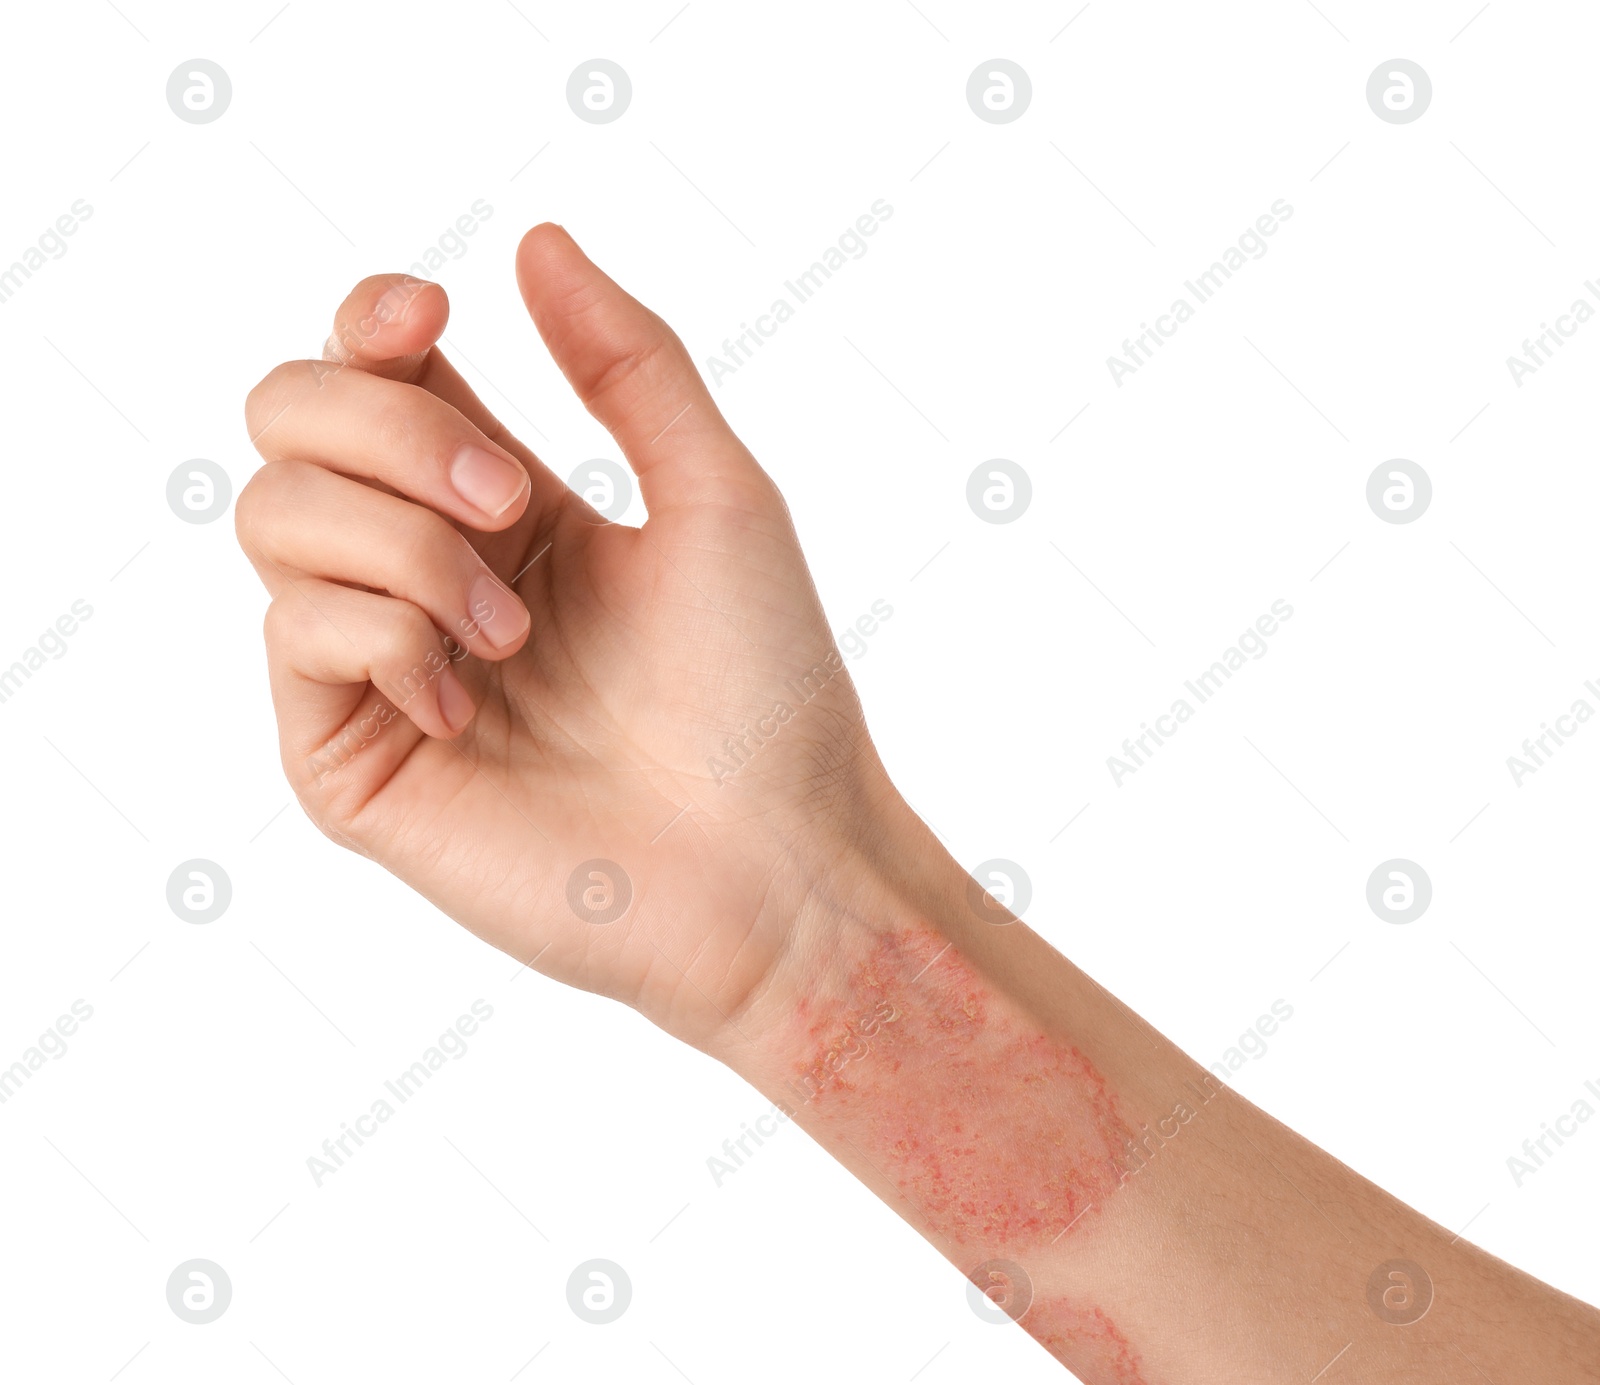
[784,924,1136,1253]
[1027,1298,1154,1385]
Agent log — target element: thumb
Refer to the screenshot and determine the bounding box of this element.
[515,223,764,514]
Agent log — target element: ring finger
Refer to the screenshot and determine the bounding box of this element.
[237,459,533,660]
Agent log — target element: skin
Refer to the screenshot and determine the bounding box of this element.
[240,224,1600,1382]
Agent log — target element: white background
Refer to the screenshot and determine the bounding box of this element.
[2,1,1598,1381]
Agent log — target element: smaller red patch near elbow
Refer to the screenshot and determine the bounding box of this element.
[1026,1298,1155,1385]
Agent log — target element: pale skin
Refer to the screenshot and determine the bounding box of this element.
[239,224,1600,1383]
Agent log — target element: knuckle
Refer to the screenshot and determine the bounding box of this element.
[234,459,307,546]
[398,505,475,584]
[585,328,677,411]
[367,389,429,462]
[283,756,367,848]
[232,471,268,547]
[375,603,436,671]
[372,609,445,708]
[261,586,325,652]
[261,597,293,649]
[244,360,315,442]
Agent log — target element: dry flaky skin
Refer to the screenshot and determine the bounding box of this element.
[787,922,1136,1251]
[782,921,1155,1376]
[1027,1299,1154,1384]
[780,921,1132,1247]
[766,900,1600,1383]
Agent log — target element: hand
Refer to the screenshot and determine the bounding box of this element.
[238,229,1600,1385]
[238,225,901,1051]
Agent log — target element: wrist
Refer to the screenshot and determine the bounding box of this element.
[706,784,968,1081]
[702,794,1192,1259]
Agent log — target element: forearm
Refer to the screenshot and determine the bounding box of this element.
[241,234,1597,1380]
[717,808,1600,1383]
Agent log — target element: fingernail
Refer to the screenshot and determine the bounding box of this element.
[436,667,474,735]
[451,444,528,518]
[468,573,531,650]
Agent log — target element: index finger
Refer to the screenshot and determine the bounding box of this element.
[323,274,541,467]
[323,273,446,381]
